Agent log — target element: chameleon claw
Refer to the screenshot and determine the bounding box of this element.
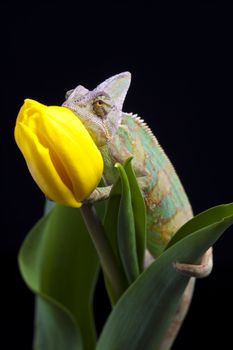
[84,186,113,204]
[173,247,213,278]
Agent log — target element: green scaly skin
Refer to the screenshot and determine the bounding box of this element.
[100,112,193,257]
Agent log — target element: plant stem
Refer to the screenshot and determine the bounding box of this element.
[80,203,125,301]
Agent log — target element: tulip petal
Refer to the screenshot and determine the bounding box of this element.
[15,122,81,207]
[39,106,103,201]
[15,99,103,207]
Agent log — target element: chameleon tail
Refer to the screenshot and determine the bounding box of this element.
[158,277,195,350]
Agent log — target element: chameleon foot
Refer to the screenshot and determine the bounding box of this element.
[173,247,213,278]
[84,185,112,203]
[84,174,152,204]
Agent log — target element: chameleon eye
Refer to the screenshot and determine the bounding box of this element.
[93,99,111,118]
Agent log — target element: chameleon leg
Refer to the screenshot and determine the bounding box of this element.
[158,249,213,350]
[85,186,112,203]
[84,175,151,204]
[173,247,213,278]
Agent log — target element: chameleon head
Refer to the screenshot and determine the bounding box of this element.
[62,72,131,146]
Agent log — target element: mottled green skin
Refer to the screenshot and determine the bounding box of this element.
[100,112,193,257]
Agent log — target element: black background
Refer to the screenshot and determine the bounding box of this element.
[1,3,233,349]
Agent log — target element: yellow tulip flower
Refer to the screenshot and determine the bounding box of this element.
[14,99,103,207]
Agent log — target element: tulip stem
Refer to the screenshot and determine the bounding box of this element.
[80,203,126,302]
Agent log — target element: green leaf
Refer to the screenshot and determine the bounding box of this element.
[124,158,146,272]
[19,204,100,350]
[97,203,233,350]
[103,158,146,302]
[115,163,139,284]
[103,176,122,265]
[166,202,233,249]
[33,296,82,350]
[103,175,128,304]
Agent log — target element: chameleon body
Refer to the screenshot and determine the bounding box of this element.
[63,72,193,257]
[100,113,193,257]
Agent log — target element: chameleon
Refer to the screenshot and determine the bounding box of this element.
[63,72,193,256]
[62,72,213,349]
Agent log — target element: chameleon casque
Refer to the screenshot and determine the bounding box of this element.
[63,72,213,347]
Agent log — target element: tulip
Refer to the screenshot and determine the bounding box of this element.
[14,99,103,207]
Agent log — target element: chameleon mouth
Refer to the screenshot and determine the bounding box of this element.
[79,114,112,146]
[102,122,112,142]
[62,100,70,108]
